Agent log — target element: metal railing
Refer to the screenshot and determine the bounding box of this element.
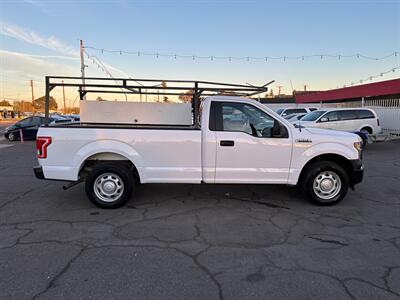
[44,76,273,127]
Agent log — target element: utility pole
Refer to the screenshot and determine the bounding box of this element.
[30,80,35,104]
[80,39,86,100]
[62,80,66,114]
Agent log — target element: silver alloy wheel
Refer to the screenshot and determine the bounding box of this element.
[313,171,342,201]
[94,173,124,203]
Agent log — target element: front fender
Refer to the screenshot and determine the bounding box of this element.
[288,142,358,185]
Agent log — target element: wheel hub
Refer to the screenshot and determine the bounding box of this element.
[103,181,117,193]
[320,179,334,191]
[313,171,342,201]
[94,173,124,202]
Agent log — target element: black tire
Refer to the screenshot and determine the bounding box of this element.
[300,161,349,206]
[85,163,134,209]
[360,127,372,135]
[8,132,17,142]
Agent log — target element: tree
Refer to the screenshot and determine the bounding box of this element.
[269,89,274,97]
[33,96,58,111]
[179,90,194,103]
[96,96,105,101]
[0,100,11,106]
[13,101,34,112]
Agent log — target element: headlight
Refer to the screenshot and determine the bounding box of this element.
[354,141,363,152]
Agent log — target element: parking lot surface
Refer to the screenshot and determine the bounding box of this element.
[0,139,399,300]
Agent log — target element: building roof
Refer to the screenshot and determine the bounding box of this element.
[295,78,400,103]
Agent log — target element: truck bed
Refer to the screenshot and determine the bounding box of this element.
[38,126,202,183]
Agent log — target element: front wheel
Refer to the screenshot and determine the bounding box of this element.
[85,163,134,208]
[300,161,349,206]
[8,132,17,142]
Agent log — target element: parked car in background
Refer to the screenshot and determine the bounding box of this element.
[275,107,317,117]
[284,113,308,123]
[299,108,381,134]
[64,114,80,122]
[4,115,72,141]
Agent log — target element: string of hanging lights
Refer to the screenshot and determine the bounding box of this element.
[84,45,399,63]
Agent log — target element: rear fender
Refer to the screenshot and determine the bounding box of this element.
[73,140,144,180]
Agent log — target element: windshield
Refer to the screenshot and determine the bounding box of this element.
[300,110,326,121]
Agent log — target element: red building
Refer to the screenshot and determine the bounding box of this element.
[295,78,400,104]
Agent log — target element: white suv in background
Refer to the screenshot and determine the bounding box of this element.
[275,107,317,117]
[299,108,381,134]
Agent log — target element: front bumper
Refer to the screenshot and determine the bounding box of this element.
[349,159,364,186]
[33,166,45,180]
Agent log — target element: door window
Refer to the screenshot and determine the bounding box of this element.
[18,117,33,127]
[211,102,282,137]
[321,111,339,122]
[32,117,43,126]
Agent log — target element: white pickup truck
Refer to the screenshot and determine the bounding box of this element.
[34,96,364,208]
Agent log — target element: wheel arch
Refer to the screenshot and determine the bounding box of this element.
[298,153,353,186]
[79,152,141,183]
[360,125,373,134]
[73,140,144,182]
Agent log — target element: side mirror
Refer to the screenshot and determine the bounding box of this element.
[272,120,288,138]
[320,117,328,123]
[272,120,280,136]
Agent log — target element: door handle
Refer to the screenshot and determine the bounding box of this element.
[220,140,235,147]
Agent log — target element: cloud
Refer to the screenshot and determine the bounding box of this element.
[0,21,78,57]
[0,49,78,101]
[0,49,79,61]
[0,50,77,77]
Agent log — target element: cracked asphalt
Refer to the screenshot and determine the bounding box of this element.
[0,138,399,300]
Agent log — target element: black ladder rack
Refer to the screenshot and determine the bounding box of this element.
[44,76,274,127]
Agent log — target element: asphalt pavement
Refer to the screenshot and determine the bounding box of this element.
[0,139,399,300]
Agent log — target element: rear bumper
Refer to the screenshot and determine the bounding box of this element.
[349,159,364,186]
[33,166,45,180]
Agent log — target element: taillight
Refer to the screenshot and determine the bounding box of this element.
[36,137,52,159]
[377,119,380,126]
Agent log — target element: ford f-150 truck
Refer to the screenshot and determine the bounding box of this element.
[34,95,364,208]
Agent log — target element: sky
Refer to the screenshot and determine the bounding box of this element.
[0,0,399,106]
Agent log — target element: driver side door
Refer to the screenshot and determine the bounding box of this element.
[211,101,292,184]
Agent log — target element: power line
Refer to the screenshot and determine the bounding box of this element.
[84,45,399,63]
[84,50,128,101]
[341,65,400,88]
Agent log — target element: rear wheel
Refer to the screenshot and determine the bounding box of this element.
[85,163,134,208]
[300,161,349,206]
